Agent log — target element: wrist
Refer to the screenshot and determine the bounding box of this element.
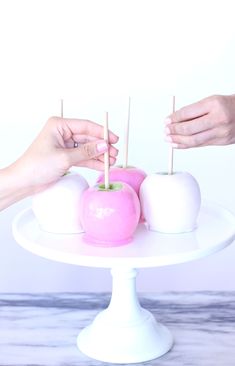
[0,163,32,211]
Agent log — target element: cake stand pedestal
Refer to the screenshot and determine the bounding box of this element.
[78,267,172,363]
[12,202,235,364]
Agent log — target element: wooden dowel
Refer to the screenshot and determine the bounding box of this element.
[168,96,175,175]
[104,111,110,189]
[60,99,64,118]
[123,96,131,168]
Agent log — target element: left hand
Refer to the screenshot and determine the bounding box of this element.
[11,116,119,194]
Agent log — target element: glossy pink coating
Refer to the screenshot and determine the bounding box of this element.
[80,182,141,247]
[97,166,147,222]
[97,166,147,195]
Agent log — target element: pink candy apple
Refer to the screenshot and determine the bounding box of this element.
[97,166,146,195]
[97,166,147,221]
[80,182,140,246]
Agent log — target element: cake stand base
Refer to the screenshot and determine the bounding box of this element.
[77,268,173,364]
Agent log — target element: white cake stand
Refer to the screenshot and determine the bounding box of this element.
[12,202,235,364]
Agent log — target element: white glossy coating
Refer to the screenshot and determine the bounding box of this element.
[32,172,89,234]
[140,172,201,233]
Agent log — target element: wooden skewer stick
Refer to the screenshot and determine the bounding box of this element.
[168,95,175,175]
[123,96,131,168]
[60,99,64,118]
[104,111,110,189]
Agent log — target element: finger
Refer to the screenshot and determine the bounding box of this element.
[66,134,117,144]
[53,117,119,144]
[78,159,105,170]
[109,145,119,158]
[98,154,117,165]
[65,135,96,145]
[66,139,108,166]
[65,138,119,158]
[165,128,220,148]
[165,98,210,124]
[109,156,116,165]
[75,155,116,170]
[64,137,91,148]
[87,144,118,159]
[165,115,215,137]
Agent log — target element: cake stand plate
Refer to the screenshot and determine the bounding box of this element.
[12,202,235,364]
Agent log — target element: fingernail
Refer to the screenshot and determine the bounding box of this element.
[96,141,108,153]
[165,117,172,125]
[164,136,173,143]
[165,127,171,135]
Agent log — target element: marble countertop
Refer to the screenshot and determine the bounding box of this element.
[0,292,235,366]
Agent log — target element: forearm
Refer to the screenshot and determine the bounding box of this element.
[0,164,31,211]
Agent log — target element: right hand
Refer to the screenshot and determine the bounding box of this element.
[165,94,235,148]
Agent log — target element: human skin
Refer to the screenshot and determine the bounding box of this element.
[0,116,119,211]
[165,94,235,148]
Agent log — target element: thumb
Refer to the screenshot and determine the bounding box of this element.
[67,139,108,166]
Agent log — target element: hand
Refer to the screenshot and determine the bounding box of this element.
[9,116,119,194]
[164,95,235,148]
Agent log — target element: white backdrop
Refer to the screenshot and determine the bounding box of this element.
[1,0,235,292]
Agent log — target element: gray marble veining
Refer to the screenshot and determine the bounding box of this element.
[0,292,235,365]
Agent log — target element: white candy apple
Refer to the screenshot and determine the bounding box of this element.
[140,171,201,233]
[32,171,89,234]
